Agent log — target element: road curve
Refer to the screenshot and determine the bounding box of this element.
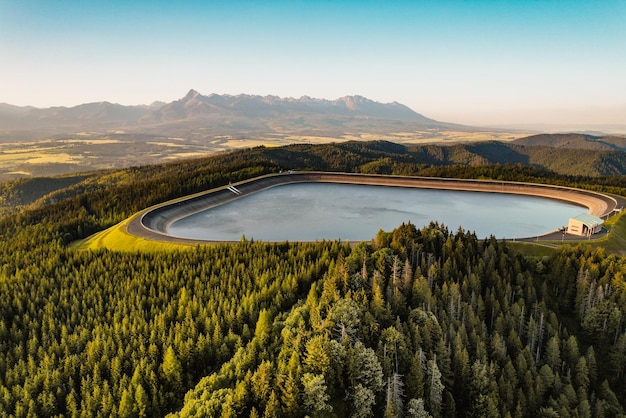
[126,171,619,243]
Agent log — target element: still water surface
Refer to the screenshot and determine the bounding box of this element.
[168,183,585,241]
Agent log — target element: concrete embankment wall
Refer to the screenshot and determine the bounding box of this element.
[137,171,617,240]
[302,173,616,217]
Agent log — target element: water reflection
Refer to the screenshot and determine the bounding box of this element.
[168,183,584,241]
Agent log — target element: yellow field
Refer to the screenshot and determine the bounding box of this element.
[1,147,53,154]
[436,131,528,142]
[146,141,186,147]
[214,139,265,148]
[5,170,31,176]
[282,136,346,143]
[0,152,81,167]
[163,152,211,159]
[25,153,77,164]
[58,139,123,145]
[0,151,39,161]
[350,130,528,143]
[207,131,529,149]
[0,151,80,165]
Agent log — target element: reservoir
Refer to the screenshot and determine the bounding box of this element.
[166,182,585,241]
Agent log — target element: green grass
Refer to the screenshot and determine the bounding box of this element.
[509,210,626,257]
[508,241,557,257]
[69,214,200,252]
[579,210,626,256]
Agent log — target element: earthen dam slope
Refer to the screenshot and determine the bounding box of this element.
[128,171,618,243]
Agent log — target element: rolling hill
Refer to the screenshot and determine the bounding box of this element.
[240,140,626,177]
[513,133,626,151]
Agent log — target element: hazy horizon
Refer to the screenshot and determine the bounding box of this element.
[1,1,625,130]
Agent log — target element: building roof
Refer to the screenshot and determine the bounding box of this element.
[570,213,603,227]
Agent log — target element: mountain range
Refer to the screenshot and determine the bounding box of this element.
[2,91,625,183]
[0,90,458,138]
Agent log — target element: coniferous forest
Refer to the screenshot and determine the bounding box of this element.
[1,141,625,417]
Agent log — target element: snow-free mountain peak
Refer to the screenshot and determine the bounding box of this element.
[0,90,458,134]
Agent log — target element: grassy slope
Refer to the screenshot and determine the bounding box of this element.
[509,210,626,257]
[508,241,557,257]
[69,214,199,252]
[580,209,626,255]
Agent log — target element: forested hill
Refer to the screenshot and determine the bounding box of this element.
[1,221,625,417]
[254,140,626,177]
[169,226,626,417]
[0,139,625,417]
[513,134,626,151]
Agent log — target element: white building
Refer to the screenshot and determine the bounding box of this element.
[567,213,603,237]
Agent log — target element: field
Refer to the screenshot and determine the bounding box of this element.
[0,135,213,182]
[0,128,527,182]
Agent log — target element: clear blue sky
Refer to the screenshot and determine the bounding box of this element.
[1,0,625,126]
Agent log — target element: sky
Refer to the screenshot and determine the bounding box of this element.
[1,0,625,128]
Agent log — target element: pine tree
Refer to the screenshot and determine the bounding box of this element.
[544,336,561,370]
[351,384,376,418]
[279,372,300,416]
[263,390,280,418]
[118,389,135,418]
[255,309,273,345]
[302,373,332,416]
[135,384,149,418]
[428,356,444,418]
[162,346,183,392]
[304,336,330,376]
[406,398,433,418]
[252,361,274,405]
[384,373,405,418]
